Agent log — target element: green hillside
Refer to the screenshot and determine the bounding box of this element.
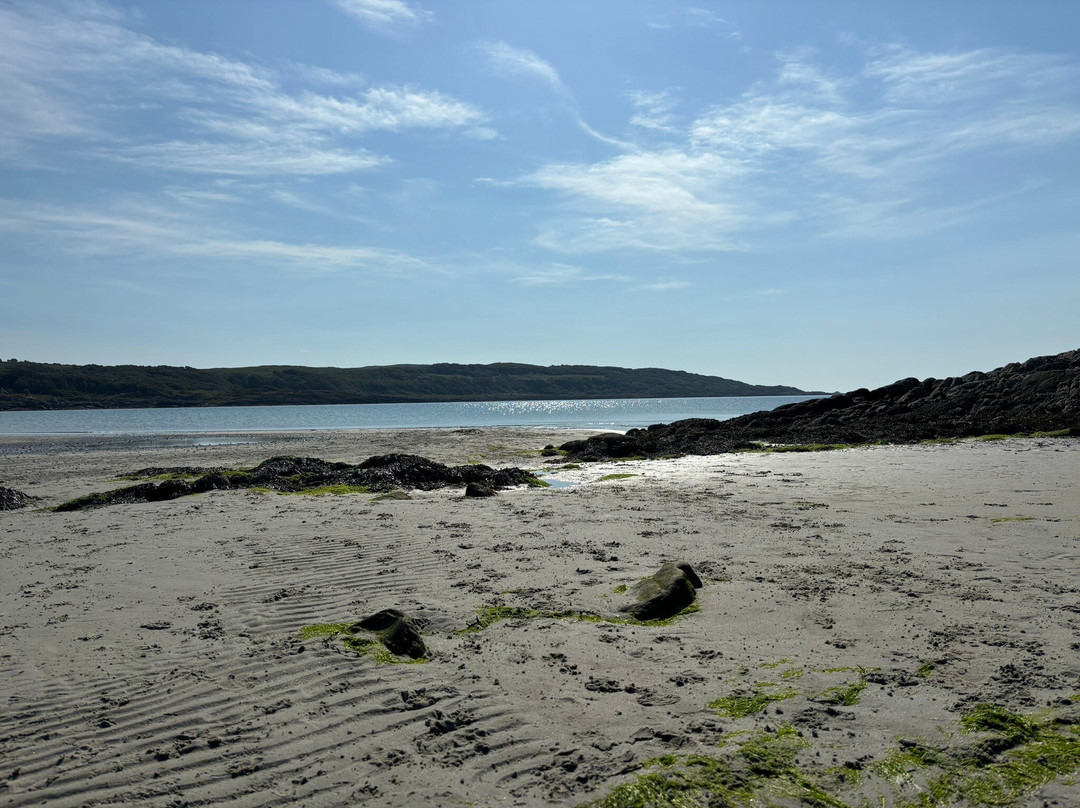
[0,360,821,411]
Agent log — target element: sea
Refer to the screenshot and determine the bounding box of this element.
[0,395,819,437]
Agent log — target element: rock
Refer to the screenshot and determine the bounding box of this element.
[192,472,231,493]
[53,453,542,510]
[620,561,703,622]
[352,609,426,659]
[561,348,1080,461]
[0,486,33,510]
[464,482,497,498]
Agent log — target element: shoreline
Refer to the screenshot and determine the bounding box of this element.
[2,431,1078,806]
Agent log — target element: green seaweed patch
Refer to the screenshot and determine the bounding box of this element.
[299,622,426,664]
[614,584,628,594]
[916,660,941,678]
[975,429,1072,441]
[760,658,792,669]
[741,443,854,454]
[875,704,1080,808]
[709,685,799,719]
[52,491,117,512]
[299,622,352,639]
[599,473,638,481]
[812,679,867,707]
[527,477,552,488]
[460,603,700,634]
[278,484,374,496]
[811,667,872,707]
[780,668,805,680]
[585,725,847,808]
[989,516,1035,524]
[557,463,582,470]
[340,636,426,665]
[113,471,201,482]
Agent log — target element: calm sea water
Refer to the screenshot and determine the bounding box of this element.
[0,396,819,436]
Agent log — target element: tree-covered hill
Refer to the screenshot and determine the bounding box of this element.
[0,360,821,411]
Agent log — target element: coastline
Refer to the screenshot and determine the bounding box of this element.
[2,429,1078,806]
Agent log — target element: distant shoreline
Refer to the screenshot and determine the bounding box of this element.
[0,359,824,412]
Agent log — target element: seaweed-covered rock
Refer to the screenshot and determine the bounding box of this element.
[561,348,1080,461]
[53,453,542,510]
[352,609,426,659]
[464,482,497,498]
[0,486,34,510]
[620,561,703,622]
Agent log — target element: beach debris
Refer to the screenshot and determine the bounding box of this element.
[351,609,427,659]
[0,485,34,510]
[53,453,541,510]
[619,561,703,622]
[464,482,497,498]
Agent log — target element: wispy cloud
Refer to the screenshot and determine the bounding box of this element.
[0,197,428,275]
[632,279,691,292]
[506,263,630,286]
[647,7,741,38]
[0,3,487,176]
[627,90,679,133]
[330,0,432,34]
[479,41,562,89]
[526,150,751,253]
[479,40,629,148]
[518,43,1080,252]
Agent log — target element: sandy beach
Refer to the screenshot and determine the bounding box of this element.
[1,429,1078,807]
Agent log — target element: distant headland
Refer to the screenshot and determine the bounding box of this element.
[0,360,825,411]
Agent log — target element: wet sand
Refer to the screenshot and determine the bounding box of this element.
[1,429,1078,807]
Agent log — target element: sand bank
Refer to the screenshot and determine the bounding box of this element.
[1,430,1078,806]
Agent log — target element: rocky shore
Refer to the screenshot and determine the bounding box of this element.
[561,348,1080,461]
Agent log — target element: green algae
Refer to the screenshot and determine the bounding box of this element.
[709,685,799,719]
[299,622,352,639]
[989,516,1034,524]
[741,443,855,454]
[812,670,869,707]
[340,636,427,665]
[299,622,426,664]
[113,471,201,482]
[874,705,1080,808]
[277,484,374,496]
[614,584,628,594]
[459,603,700,634]
[588,702,1080,808]
[760,659,792,669]
[599,473,638,481]
[585,725,848,808]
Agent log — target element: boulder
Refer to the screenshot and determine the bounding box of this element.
[464,482,497,498]
[352,609,426,659]
[620,561,703,622]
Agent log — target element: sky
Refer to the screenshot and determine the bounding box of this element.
[1,0,1079,392]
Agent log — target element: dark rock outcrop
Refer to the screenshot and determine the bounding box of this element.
[55,453,540,510]
[464,482,497,498]
[620,561,703,622]
[0,486,34,510]
[352,609,426,659]
[562,349,1080,461]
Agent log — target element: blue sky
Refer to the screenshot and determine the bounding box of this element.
[1,0,1078,391]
